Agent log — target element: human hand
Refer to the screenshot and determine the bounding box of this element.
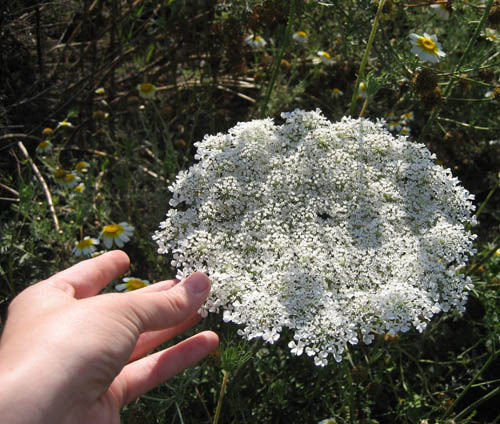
[0,250,219,424]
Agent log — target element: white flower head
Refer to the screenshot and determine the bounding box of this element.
[431,4,450,20]
[410,32,446,63]
[36,140,53,154]
[115,277,150,292]
[154,109,477,365]
[73,237,99,257]
[483,28,499,43]
[101,222,134,248]
[292,31,308,43]
[245,34,267,48]
[314,51,333,65]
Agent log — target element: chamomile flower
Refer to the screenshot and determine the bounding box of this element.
[101,222,134,248]
[245,34,267,48]
[54,168,67,183]
[292,31,308,43]
[388,120,402,132]
[36,140,53,154]
[431,3,450,20]
[483,28,499,43]
[401,111,414,122]
[73,237,99,257]
[331,88,344,98]
[61,172,80,188]
[73,183,85,193]
[137,83,156,99]
[74,161,90,173]
[115,277,150,292]
[400,126,410,136]
[358,81,368,99]
[95,87,105,95]
[315,51,333,65]
[409,32,446,64]
[57,120,73,129]
[318,419,337,424]
[42,127,54,135]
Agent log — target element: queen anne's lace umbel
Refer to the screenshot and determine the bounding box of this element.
[154,109,477,366]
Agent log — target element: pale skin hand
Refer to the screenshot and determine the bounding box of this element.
[0,250,219,424]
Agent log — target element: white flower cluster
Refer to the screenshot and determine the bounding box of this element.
[154,109,477,366]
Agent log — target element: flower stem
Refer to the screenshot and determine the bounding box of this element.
[349,0,386,117]
[418,0,494,142]
[212,370,229,424]
[259,0,295,118]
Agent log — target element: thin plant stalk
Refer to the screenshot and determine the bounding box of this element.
[213,370,229,424]
[349,0,386,117]
[418,0,495,141]
[259,0,295,118]
[441,346,499,420]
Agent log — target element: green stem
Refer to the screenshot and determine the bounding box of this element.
[441,346,499,420]
[259,0,295,118]
[213,370,229,424]
[418,0,494,142]
[349,0,386,117]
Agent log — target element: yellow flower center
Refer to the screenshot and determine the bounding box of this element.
[138,83,155,95]
[125,279,148,290]
[418,36,437,53]
[76,239,94,249]
[55,169,67,180]
[74,184,84,192]
[103,224,124,237]
[63,173,75,183]
[38,141,50,149]
[320,51,331,59]
[296,31,307,38]
[42,128,54,135]
[75,161,88,171]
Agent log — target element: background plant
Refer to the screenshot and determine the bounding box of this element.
[1,0,499,422]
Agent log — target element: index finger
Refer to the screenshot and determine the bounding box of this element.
[48,250,130,299]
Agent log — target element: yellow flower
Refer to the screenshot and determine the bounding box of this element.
[36,140,53,154]
[101,222,135,248]
[292,31,308,43]
[137,83,156,99]
[409,32,446,63]
[95,87,105,95]
[115,277,150,292]
[73,237,99,257]
[42,127,54,135]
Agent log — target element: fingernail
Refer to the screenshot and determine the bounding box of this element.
[184,273,209,294]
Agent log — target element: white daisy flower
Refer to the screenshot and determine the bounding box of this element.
[100,222,135,248]
[36,140,53,154]
[245,34,267,48]
[115,277,150,292]
[409,32,446,63]
[73,237,99,257]
[292,31,308,43]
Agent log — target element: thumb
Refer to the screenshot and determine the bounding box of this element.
[117,272,210,334]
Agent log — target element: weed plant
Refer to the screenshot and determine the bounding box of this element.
[1,0,500,422]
